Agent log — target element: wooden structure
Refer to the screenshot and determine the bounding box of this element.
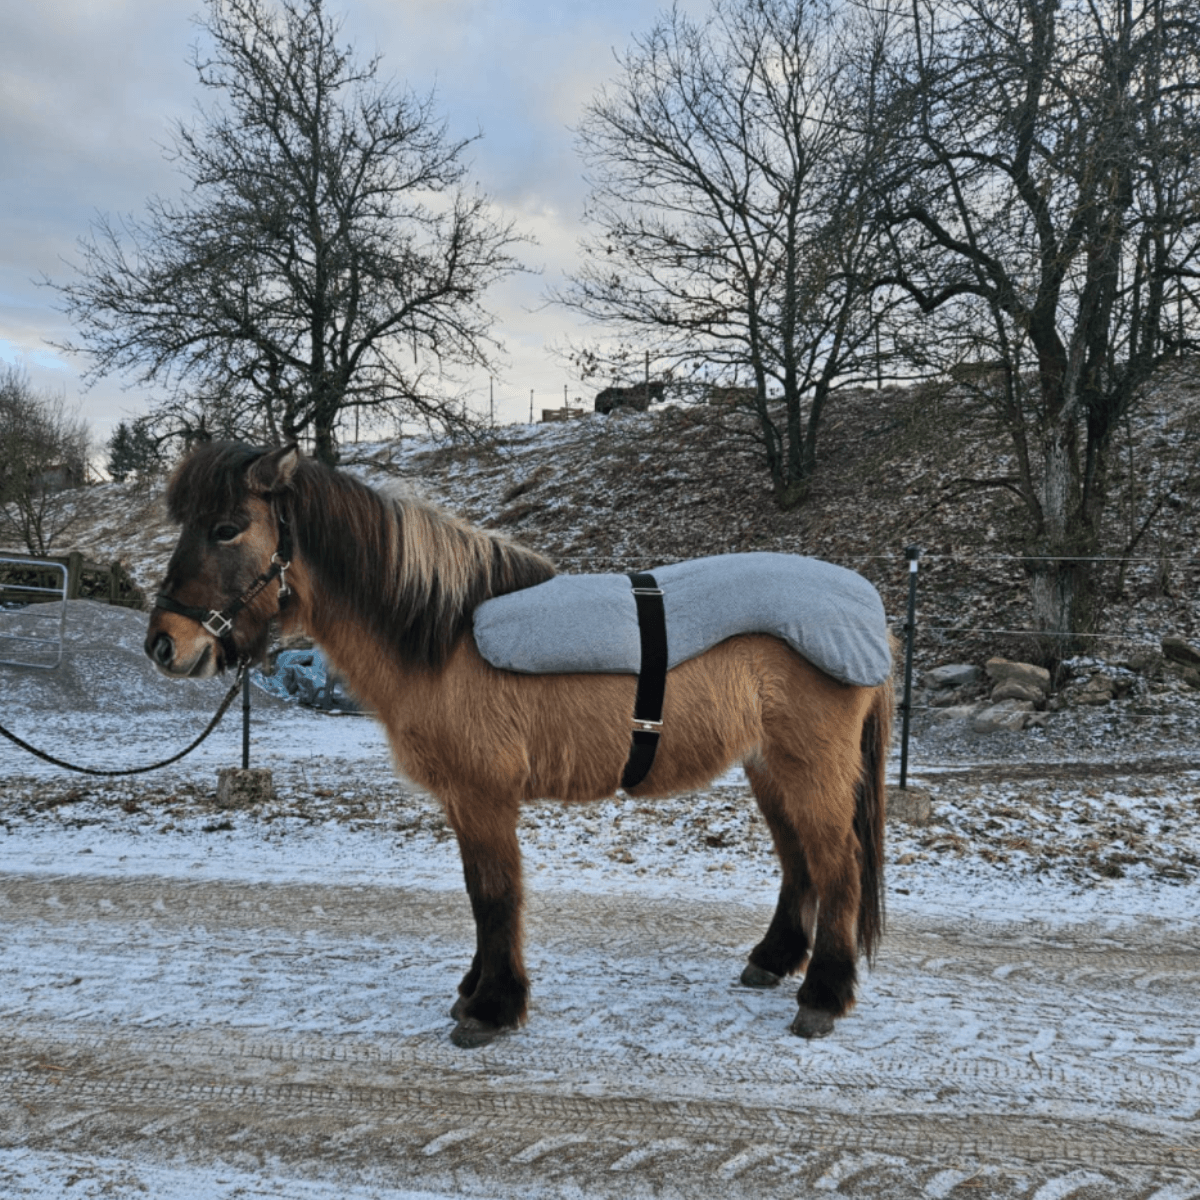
[0,551,144,609]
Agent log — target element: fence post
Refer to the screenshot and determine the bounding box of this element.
[899,546,920,789]
[242,668,251,770]
[65,551,84,600]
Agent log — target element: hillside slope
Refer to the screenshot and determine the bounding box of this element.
[12,360,1200,678]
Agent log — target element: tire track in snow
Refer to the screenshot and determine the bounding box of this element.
[2,870,1199,1197]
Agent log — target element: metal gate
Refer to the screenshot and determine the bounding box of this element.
[0,556,68,669]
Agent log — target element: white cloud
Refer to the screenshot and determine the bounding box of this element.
[0,0,691,440]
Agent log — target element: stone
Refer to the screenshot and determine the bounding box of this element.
[1073,674,1115,705]
[216,768,275,809]
[971,699,1035,733]
[985,657,1050,694]
[933,704,983,722]
[1120,650,1161,675]
[1178,666,1200,689]
[1162,636,1200,668]
[888,786,932,825]
[990,680,1045,706]
[923,663,980,690]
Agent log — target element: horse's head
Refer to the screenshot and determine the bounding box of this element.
[145,442,300,678]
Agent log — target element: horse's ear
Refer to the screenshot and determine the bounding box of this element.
[247,444,301,495]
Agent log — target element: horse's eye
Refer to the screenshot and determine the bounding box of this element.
[213,523,242,543]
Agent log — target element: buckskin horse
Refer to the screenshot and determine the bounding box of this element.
[145,442,893,1047]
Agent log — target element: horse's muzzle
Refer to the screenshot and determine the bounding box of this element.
[144,630,217,678]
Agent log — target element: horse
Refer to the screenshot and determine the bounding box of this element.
[594,381,665,414]
[145,442,894,1048]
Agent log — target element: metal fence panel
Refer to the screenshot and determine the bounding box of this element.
[0,557,68,669]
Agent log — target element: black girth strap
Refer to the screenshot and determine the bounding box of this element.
[620,571,668,790]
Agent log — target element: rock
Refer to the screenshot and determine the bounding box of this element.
[1073,674,1115,706]
[887,786,932,825]
[1162,636,1200,668]
[971,699,1035,733]
[990,680,1045,706]
[923,663,980,690]
[1179,665,1200,689]
[1121,650,1161,675]
[216,768,275,809]
[985,657,1050,694]
[933,704,983,722]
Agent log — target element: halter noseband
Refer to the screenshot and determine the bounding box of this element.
[153,505,293,666]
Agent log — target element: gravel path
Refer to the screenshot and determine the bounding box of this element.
[3,867,1199,1199]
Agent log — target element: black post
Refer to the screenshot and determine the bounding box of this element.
[241,668,251,770]
[899,546,920,789]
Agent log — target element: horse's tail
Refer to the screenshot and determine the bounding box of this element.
[855,671,893,963]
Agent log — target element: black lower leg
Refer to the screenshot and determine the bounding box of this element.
[794,888,858,1038]
[744,764,815,987]
[459,887,528,1030]
[745,885,813,983]
[450,948,481,1020]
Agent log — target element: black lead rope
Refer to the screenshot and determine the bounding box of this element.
[0,668,245,777]
[621,571,668,790]
[0,500,290,779]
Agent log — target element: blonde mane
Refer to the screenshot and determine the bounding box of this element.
[167,443,556,668]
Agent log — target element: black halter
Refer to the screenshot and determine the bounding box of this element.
[153,507,293,666]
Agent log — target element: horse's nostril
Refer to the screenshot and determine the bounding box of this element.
[150,632,175,667]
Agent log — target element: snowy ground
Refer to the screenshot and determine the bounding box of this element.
[2,607,1200,1198]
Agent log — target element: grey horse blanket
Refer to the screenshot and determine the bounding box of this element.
[472,552,891,687]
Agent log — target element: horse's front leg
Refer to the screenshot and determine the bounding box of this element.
[444,797,528,1048]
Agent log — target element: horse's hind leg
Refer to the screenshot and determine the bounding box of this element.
[443,794,529,1049]
[741,757,817,988]
[750,749,863,1039]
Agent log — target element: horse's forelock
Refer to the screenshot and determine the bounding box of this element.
[166,442,265,523]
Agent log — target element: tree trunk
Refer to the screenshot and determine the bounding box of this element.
[1027,423,1101,657]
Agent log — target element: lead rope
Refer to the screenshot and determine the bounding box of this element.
[0,665,246,777]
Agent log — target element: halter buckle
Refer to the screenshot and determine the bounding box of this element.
[632,718,663,733]
[272,554,292,598]
[202,611,235,639]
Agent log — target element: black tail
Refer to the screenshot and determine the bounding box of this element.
[855,674,893,962]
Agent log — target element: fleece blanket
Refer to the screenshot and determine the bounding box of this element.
[472,551,891,688]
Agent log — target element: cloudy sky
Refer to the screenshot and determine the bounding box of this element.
[0,0,697,445]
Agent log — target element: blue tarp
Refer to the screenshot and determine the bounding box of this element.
[252,648,364,712]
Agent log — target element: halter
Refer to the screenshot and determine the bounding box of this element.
[153,504,293,667]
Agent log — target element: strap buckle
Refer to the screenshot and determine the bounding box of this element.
[630,586,663,597]
[272,553,292,599]
[202,610,234,639]
[632,718,663,733]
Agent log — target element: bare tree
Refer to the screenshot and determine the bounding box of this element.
[51,0,528,464]
[866,0,1200,644]
[559,0,890,508]
[0,367,92,556]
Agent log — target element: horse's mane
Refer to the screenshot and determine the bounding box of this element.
[166,442,556,668]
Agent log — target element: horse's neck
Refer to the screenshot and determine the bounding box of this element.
[288,487,473,665]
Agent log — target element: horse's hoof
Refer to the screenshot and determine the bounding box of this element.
[449,995,469,1021]
[450,1016,507,1049]
[790,1006,835,1038]
[740,963,782,988]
